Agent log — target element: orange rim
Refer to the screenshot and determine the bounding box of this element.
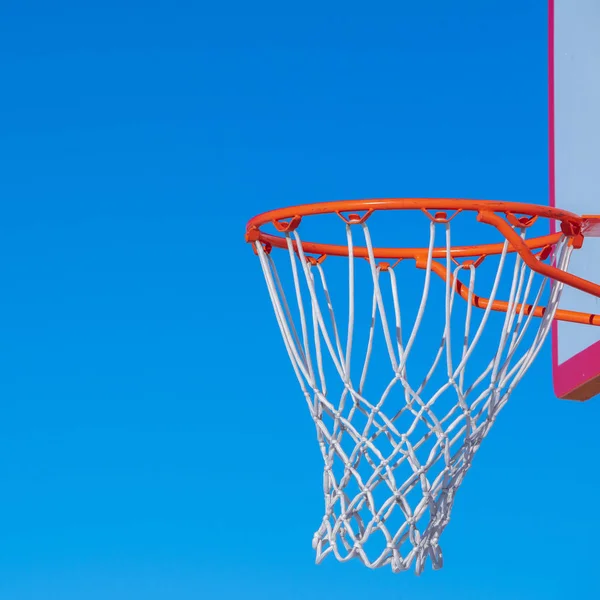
[246,198,600,317]
[245,198,581,259]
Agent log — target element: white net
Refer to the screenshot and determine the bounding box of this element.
[253,213,573,574]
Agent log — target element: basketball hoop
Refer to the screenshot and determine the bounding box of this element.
[245,199,600,574]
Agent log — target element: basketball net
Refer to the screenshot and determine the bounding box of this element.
[252,215,572,574]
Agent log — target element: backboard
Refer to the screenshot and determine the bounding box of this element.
[550,0,600,400]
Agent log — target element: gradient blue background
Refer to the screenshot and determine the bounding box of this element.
[0,1,598,598]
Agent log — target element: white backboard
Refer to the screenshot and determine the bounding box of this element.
[550,0,600,400]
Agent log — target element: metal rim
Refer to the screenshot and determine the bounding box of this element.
[245,198,581,259]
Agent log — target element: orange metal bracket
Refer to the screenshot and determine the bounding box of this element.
[477,211,600,299]
[417,258,600,326]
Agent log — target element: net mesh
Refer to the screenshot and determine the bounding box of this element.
[253,214,572,574]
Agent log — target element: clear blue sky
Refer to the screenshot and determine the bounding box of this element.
[1,1,599,598]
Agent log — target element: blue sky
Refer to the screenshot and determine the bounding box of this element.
[1,0,599,598]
